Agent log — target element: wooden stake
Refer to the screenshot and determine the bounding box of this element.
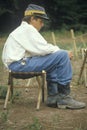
[70,29,78,59]
[51,32,56,45]
[78,50,87,85]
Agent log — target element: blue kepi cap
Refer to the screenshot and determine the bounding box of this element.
[24,4,49,20]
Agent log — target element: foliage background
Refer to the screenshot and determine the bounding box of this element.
[0,0,87,33]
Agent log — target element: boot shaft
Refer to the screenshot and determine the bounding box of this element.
[58,83,70,95]
[47,81,58,96]
[47,81,71,96]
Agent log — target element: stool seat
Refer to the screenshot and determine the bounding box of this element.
[4,70,46,110]
[9,71,44,79]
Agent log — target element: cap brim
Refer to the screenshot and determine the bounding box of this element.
[35,14,49,20]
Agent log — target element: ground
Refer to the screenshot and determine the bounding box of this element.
[0,58,87,130]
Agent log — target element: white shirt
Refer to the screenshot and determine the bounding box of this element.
[2,21,60,68]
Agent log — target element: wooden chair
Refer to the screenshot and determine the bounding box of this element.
[4,70,46,110]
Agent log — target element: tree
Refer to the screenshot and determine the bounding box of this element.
[0,0,87,32]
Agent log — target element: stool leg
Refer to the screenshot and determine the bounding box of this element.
[42,71,47,102]
[4,85,10,109]
[9,77,14,103]
[36,76,42,110]
[8,73,13,100]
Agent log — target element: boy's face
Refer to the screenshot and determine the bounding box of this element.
[30,16,44,31]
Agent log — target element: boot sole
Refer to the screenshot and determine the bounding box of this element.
[57,104,86,109]
[66,105,86,109]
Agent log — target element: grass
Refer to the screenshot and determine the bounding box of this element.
[0,86,7,99]
[0,111,8,122]
[75,126,87,130]
[0,30,87,53]
[28,117,42,130]
[41,30,87,50]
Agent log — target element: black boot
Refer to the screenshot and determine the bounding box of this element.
[57,83,86,109]
[58,83,70,95]
[46,82,58,107]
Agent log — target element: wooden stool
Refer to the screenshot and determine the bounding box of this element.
[78,49,87,86]
[4,70,46,110]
